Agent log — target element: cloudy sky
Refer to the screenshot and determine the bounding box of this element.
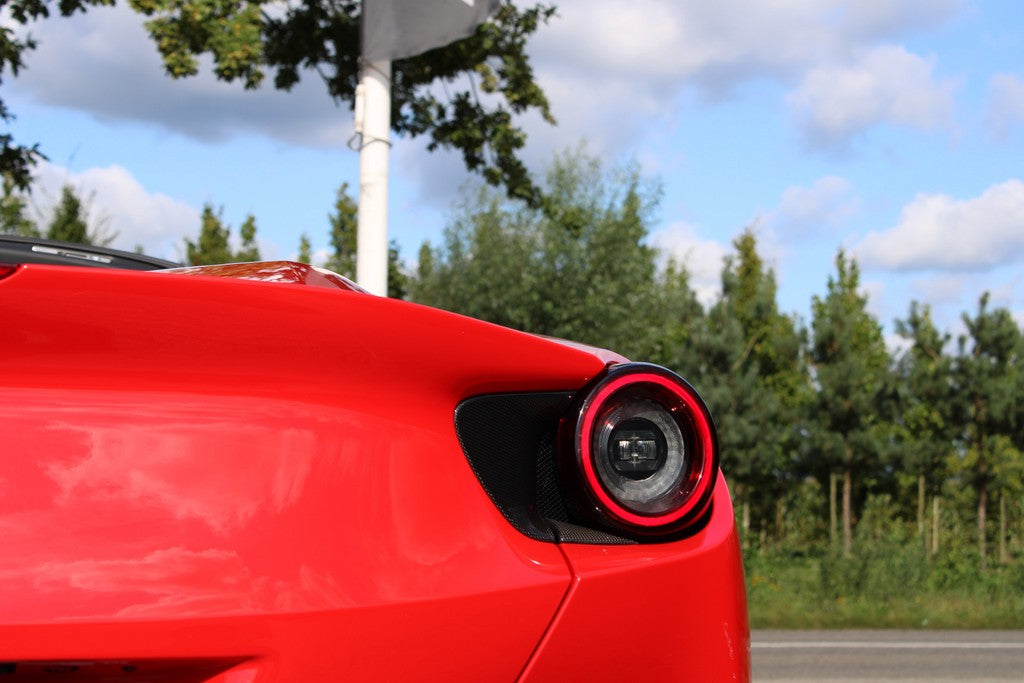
[5,0,1024,339]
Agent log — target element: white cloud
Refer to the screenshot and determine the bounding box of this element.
[517,1,963,165]
[30,161,199,260]
[910,272,970,306]
[5,0,966,209]
[391,134,481,209]
[766,175,860,237]
[856,180,1024,271]
[12,1,962,160]
[533,0,960,95]
[860,278,888,322]
[986,272,1024,315]
[10,6,348,147]
[648,221,728,306]
[986,73,1024,140]
[787,45,957,149]
[894,269,1024,341]
[838,0,962,39]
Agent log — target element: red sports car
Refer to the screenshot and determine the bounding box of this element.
[0,237,749,681]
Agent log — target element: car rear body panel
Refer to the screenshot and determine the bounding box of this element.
[1,263,749,680]
[522,478,750,681]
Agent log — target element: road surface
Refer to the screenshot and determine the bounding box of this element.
[752,630,1024,681]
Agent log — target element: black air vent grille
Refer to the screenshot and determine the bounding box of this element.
[455,392,634,545]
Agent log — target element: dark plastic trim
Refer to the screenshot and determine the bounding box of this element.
[0,236,180,271]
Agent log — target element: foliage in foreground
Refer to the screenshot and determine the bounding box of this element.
[746,506,1024,628]
[0,0,556,203]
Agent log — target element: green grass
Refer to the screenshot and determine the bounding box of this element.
[745,551,1024,629]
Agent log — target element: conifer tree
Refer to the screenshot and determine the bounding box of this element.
[184,204,260,265]
[186,205,231,265]
[324,182,357,279]
[691,229,806,545]
[46,185,90,244]
[955,293,1023,567]
[44,184,115,246]
[0,175,37,236]
[235,215,260,261]
[323,182,406,297]
[894,301,955,555]
[387,239,408,300]
[810,250,890,557]
[296,233,312,264]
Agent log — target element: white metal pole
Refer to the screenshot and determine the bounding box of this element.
[356,59,392,296]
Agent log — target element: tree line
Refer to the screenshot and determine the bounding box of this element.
[6,151,1023,574]
[409,151,1024,573]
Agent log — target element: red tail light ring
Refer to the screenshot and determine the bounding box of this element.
[563,363,719,537]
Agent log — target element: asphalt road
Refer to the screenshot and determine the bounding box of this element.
[752,630,1024,681]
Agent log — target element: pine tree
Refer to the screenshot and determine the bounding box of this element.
[894,302,955,555]
[46,185,89,244]
[324,183,358,279]
[184,204,260,265]
[297,233,312,264]
[0,175,38,236]
[43,185,115,246]
[387,239,408,300]
[690,229,807,546]
[235,215,260,262]
[322,182,406,297]
[955,293,1023,567]
[186,205,232,265]
[810,250,891,557]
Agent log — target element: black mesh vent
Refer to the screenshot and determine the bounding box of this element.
[455,392,570,542]
[455,392,633,545]
[549,520,636,545]
[534,430,570,522]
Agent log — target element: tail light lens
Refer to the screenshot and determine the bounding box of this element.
[562,363,718,537]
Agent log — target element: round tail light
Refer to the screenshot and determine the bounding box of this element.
[562,363,718,537]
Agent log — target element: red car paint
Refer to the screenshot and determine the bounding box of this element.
[0,262,749,681]
[158,260,367,293]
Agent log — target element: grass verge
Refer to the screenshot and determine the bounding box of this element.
[746,549,1024,629]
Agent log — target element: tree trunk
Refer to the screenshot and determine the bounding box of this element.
[918,474,926,552]
[742,501,750,550]
[829,472,838,549]
[775,498,785,542]
[842,467,852,558]
[999,493,1008,564]
[978,479,988,569]
[931,495,940,557]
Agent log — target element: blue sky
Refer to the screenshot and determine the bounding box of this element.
[5,0,1024,342]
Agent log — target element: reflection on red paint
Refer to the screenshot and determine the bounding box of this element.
[159,261,365,292]
[0,263,748,681]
